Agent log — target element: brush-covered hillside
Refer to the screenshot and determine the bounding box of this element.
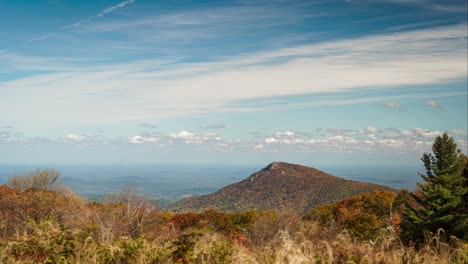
[170,162,395,213]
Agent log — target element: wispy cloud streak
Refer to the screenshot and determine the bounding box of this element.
[28,0,137,42]
[3,23,466,126]
[97,0,136,17]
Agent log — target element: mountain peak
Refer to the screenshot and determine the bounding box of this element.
[263,161,305,171]
[171,162,395,213]
[264,161,283,170]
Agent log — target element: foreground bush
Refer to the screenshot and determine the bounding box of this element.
[0,170,88,237]
[0,222,237,264]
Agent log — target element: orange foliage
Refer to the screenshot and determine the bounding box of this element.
[306,190,399,239]
[170,212,200,230]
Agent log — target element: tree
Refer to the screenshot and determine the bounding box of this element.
[9,169,60,191]
[402,132,467,242]
[90,187,154,242]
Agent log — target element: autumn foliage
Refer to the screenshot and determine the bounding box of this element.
[304,190,400,239]
[0,168,466,263]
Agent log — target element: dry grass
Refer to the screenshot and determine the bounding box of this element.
[1,222,466,264]
[231,220,467,264]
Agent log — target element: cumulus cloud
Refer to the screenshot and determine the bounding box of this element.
[400,130,413,136]
[0,128,22,143]
[384,101,401,109]
[264,135,307,144]
[169,130,220,144]
[451,129,467,135]
[275,131,295,137]
[170,131,195,140]
[376,139,404,147]
[421,131,443,138]
[425,99,442,109]
[327,135,359,144]
[456,139,468,150]
[254,126,468,153]
[322,128,359,136]
[4,127,467,155]
[412,128,442,138]
[367,126,380,133]
[128,135,160,144]
[65,134,88,142]
[254,143,264,149]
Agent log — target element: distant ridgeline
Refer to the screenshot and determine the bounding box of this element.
[170,162,395,213]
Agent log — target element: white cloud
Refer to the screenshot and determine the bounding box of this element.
[254,143,264,149]
[400,130,413,136]
[87,2,316,34]
[169,130,220,144]
[456,140,468,150]
[28,33,54,43]
[97,0,136,17]
[170,130,195,139]
[0,128,22,143]
[275,131,295,137]
[2,24,466,126]
[264,136,305,145]
[367,126,380,133]
[252,126,467,153]
[326,135,359,144]
[65,134,87,142]
[128,135,159,144]
[451,129,467,135]
[28,0,137,42]
[425,99,441,109]
[413,128,426,134]
[384,101,401,109]
[421,131,442,138]
[129,135,143,144]
[323,128,359,136]
[379,0,467,14]
[412,128,443,138]
[377,139,404,147]
[4,126,466,155]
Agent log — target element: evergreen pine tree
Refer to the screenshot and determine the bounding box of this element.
[401,132,467,242]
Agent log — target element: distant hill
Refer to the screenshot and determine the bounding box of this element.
[170,162,395,213]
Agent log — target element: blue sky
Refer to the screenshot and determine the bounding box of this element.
[0,0,467,166]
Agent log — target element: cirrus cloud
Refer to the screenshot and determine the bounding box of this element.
[1,24,466,127]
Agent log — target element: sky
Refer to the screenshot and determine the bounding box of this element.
[0,0,467,166]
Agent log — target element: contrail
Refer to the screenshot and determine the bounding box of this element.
[28,0,137,42]
[97,0,136,17]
